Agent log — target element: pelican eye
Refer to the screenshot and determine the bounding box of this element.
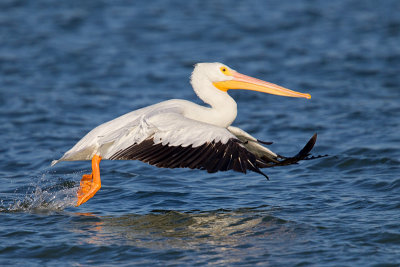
[220,66,232,76]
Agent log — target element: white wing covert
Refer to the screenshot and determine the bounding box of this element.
[107,112,270,177]
[104,112,235,157]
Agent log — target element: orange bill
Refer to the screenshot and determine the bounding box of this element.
[213,70,311,99]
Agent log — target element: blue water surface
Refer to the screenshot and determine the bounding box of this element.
[1,0,400,266]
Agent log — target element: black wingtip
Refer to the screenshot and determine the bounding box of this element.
[294,133,317,159]
[256,133,322,171]
[249,161,270,180]
[259,170,269,180]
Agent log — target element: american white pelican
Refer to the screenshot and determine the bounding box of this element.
[52,62,318,206]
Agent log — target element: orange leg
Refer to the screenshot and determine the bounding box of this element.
[76,155,102,206]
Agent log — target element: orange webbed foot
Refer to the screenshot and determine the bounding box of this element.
[77,173,93,199]
[76,155,102,206]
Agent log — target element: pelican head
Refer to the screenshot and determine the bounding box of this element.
[191,62,311,99]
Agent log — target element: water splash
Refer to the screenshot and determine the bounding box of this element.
[0,171,80,212]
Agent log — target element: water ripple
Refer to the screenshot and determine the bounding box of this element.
[1,0,400,265]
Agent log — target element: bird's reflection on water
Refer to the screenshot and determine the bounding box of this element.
[70,207,308,264]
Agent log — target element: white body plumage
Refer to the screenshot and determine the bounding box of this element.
[52,62,314,177]
[56,62,316,206]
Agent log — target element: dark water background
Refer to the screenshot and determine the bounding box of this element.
[1,0,400,266]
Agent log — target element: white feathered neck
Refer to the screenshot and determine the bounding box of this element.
[189,63,237,127]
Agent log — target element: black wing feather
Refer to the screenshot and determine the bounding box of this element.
[109,133,320,178]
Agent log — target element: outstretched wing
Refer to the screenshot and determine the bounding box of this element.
[53,98,318,177]
[107,113,269,177]
[108,113,318,178]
